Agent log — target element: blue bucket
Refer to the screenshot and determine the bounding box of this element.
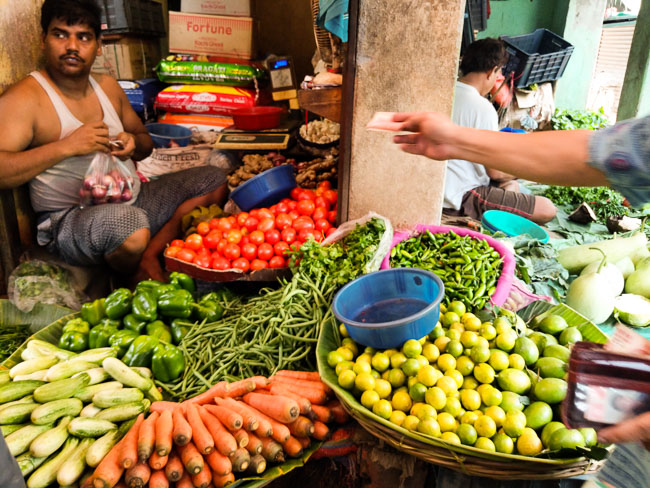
[230,164,296,211]
[482,210,549,242]
[332,268,444,349]
[145,123,193,148]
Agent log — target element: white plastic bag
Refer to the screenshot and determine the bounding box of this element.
[80,152,134,206]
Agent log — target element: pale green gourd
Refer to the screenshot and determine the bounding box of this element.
[566,248,616,324]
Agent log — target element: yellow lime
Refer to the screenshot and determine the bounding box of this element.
[422,343,440,363]
[462,313,482,332]
[481,386,503,407]
[517,428,543,455]
[390,352,407,369]
[371,352,390,372]
[434,336,451,353]
[409,382,428,403]
[363,346,376,355]
[428,325,445,341]
[474,363,496,384]
[416,355,429,368]
[374,378,392,399]
[455,423,477,445]
[470,345,491,364]
[402,415,420,432]
[446,340,464,358]
[524,402,553,430]
[508,353,526,370]
[355,372,376,392]
[372,399,392,419]
[371,370,380,379]
[335,360,354,376]
[444,397,462,417]
[445,370,464,389]
[474,415,497,438]
[339,323,349,337]
[401,358,422,377]
[485,405,506,428]
[437,354,457,372]
[336,346,354,362]
[448,389,460,399]
[455,356,475,377]
[407,376,419,389]
[390,389,412,412]
[361,389,380,409]
[436,376,458,395]
[579,427,598,448]
[414,403,437,421]
[384,348,398,358]
[493,433,514,454]
[327,350,345,367]
[448,300,467,317]
[503,410,527,437]
[475,437,496,452]
[475,337,490,350]
[387,368,406,388]
[461,411,480,425]
[460,389,482,411]
[479,323,497,340]
[389,410,407,426]
[446,329,462,343]
[381,370,390,381]
[462,376,479,390]
[500,391,524,413]
[402,339,423,358]
[417,365,440,387]
[449,321,465,333]
[341,338,358,356]
[460,331,479,349]
[357,352,373,364]
[494,316,513,334]
[417,417,442,437]
[541,421,565,448]
[437,412,457,432]
[410,402,426,417]
[442,311,461,327]
[441,432,461,444]
[425,386,447,410]
[353,361,371,375]
[338,369,356,390]
[489,350,510,372]
[495,330,518,352]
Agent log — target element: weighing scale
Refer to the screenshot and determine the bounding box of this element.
[214,133,290,151]
[267,56,299,110]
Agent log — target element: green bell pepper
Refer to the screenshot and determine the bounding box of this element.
[123,314,148,334]
[89,323,119,349]
[58,330,88,352]
[62,318,90,335]
[168,272,196,295]
[104,288,133,320]
[170,318,193,345]
[135,280,164,295]
[123,335,159,367]
[151,283,179,300]
[157,289,193,319]
[98,318,121,329]
[193,300,224,323]
[80,299,106,326]
[146,320,172,343]
[109,330,139,358]
[151,342,185,382]
[132,291,157,322]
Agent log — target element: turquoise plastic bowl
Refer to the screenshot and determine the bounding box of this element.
[481,210,549,242]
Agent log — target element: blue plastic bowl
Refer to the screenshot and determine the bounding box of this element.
[499,127,527,134]
[230,164,296,211]
[332,268,444,349]
[481,210,549,242]
[145,123,193,148]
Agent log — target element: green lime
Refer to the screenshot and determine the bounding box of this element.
[475,437,496,452]
[338,369,356,390]
[524,402,553,430]
[444,397,463,417]
[473,363,495,384]
[335,360,354,376]
[442,311,461,327]
[548,428,585,451]
[493,316,512,334]
[496,330,518,352]
[409,382,428,403]
[489,349,510,371]
[479,385,502,407]
[517,428,542,455]
[402,339,423,358]
[390,352,407,369]
[544,333,558,346]
[446,329,462,341]
[455,356,475,376]
[470,345,491,364]
[536,357,567,379]
[559,327,582,346]
[417,417,442,437]
[503,410,527,437]
[497,368,532,394]
[474,415,497,438]
[527,331,548,352]
[447,300,467,317]
[578,427,598,447]
[456,423,478,445]
[425,386,447,410]
[514,336,539,366]
[387,368,406,388]
[327,350,345,367]
[401,358,422,377]
[543,344,570,362]
[500,391,524,412]
[428,325,445,340]
[539,315,568,335]
[479,323,497,340]
[541,421,566,448]
[508,353,526,370]
[371,352,390,372]
[372,399,393,419]
[533,378,568,404]
[446,340,464,358]
[493,433,514,454]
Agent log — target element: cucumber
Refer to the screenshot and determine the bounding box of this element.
[2,394,35,407]
[13,370,49,382]
[93,387,144,408]
[68,418,117,438]
[131,367,153,379]
[27,436,79,488]
[10,356,59,379]
[144,383,163,402]
[27,339,76,361]
[44,360,96,382]
[21,348,40,361]
[4,423,52,456]
[0,369,11,384]
[103,357,152,391]
[34,373,90,403]
[80,404,102,418]
[1,423,27,436]
[94,401,145,423]
[74,367,109,385]
[71,347,118,365]
[57,438,93,486]
[74,381,123,403]
[86,430,120,467]
[30,415,72,458]
[31,398,83,425]
[0,380,45,404]
[0,401,38,424]
[16,452,48,477]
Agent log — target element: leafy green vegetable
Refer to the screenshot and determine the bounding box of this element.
[0,324,31,362]
[551,107,609,131]
[541,186,628,222]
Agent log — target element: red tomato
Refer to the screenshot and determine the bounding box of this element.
[184,233,204,251]
[223,243,241,260]
[264,229,281,245]
[232,257,250,273]
[323,190,338,205]
[241,242,257,261]
[196,221,210,236]
[217,218,233,232]
[269,204,279,216]
[211,256,230,270]
[325,227,337,238]
[226,216,237,227]
[204,230,221,249]
[269,256,285,268]
[236,212,249,227]
[298,189,316,201]
[208,218,220,230]
[297,200,315,216]
[257,217,276,233]
[244,217,259,232]
[298,229,318,242]
[281,198,293,205]
[315,218,331,233]
[290,187,303,200]
[249,209,260,220]
[274,241,290,257]
[195,247,211,259]
[250,259,268,271]
[319,180,332,190]
[275,213,293,230]
[314,196,328,210]
[281,227,297,244]
[312,207,328,222]
[327,210,337,224]
[275,201,289,214]
[226,229,243,244]
[170,239,185,248]
[287,200,298,211]
[248,230,265,246]
[292,216,315,232]
[240,235,250,246]
[288,210,300,221]
[217,239,228,255]
[257,243,274,261]
[194,254,211,268]
[256,208,274,221]
[176,248,196,263]
[164,246,182,258]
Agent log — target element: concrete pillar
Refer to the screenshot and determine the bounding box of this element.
[553,0,607,110]
[618,0,650,120]
[343,0,464,228]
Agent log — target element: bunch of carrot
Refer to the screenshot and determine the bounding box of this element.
[83,370,348,488]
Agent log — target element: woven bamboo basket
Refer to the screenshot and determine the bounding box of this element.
[310,0,345,72]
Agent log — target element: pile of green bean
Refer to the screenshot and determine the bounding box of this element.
[389,230,503,310]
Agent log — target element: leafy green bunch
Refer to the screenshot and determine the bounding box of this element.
[551,107,609,131]
[542,186,628,222]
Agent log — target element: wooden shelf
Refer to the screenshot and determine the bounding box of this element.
[297,87,342,123]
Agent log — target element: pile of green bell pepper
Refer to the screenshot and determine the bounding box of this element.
[58,318,90,352]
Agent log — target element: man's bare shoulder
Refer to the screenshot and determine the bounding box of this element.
[0,75,43,111]
[91,72,123,98]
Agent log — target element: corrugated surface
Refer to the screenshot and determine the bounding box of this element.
[594,24,635,76]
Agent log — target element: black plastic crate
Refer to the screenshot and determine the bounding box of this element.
[468,0,487,32]
[100,0,165,37]
[501,28,574,88]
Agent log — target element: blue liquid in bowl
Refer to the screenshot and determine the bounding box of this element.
[354,298,429,324]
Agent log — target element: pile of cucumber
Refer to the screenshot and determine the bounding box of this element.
[0,339,160,488]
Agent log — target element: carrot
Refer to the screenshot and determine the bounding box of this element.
[212,472,235,488]
[247,407,290,444]
[149,469,169,488]
[138,411,159,461]
[113,482,126,488]
[246,454,266,475]
[249,376,270,389]
[309,404,332,423]
[245,432,263,455]
[327,400,350,424]
[210,400,258,432]
[191,462,212,488]
[259,436,284,463]
[177,471,194,488]
[224,378,256,398]
[275,370,322,382]
[164,451,184,482]
[269,382,327,405]
[296,436,311,449]
[312,420,330,440]
[150,401,180,414]
[243,392,299,423]
[281,435,304,458]
[172,408,193,446]
[125,461,151,487]
[155,410,174,457]
[185,403,214,455]
[270,375,331,394]
[92,430,127,488]
[186,381,229,405]
[148,451,169,470]
[178,442,204,475]
[228,447,250,472]
[287,416,314,438]
[197,406,237,457]
[120,413,144,469]
[205,450,232,476]
[269,389,312,416]
[233,429,249,448]
[205,405,243,431]
[81,476,95,488]
[214,398,269,437]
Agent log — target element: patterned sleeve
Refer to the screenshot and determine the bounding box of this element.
[587,116,650,207]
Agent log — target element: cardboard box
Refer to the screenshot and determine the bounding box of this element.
[93,37,161,80]
[180,0,251,17]
[168,11,254,59]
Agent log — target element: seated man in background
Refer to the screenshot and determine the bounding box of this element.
[0,0,227,282]
[445,38,556,224]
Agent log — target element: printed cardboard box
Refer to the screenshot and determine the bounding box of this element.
[180,0,251,17]
[93,37,161,80]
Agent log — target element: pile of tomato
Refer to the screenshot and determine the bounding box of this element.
[165,182,338,272]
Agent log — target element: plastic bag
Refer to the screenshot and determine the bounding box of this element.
[501,277,552,312]
[80,152,134,206]
[8,260,87,312]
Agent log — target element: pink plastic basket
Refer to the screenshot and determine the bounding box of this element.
[380,224,516,307]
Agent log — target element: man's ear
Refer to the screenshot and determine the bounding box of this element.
[96,36,102,57]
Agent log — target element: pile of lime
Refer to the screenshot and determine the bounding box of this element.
[327,301,597,456]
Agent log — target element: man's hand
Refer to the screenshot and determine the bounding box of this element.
[392,112,458,161]
[63,121,110,157]
[598,412,650,451]
[110,132,136,161]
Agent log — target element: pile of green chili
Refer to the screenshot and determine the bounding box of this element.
[0,324,31,363]
[389,230,503,310]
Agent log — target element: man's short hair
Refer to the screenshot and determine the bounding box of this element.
[41,0,102,38]
[460,38,508,75]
